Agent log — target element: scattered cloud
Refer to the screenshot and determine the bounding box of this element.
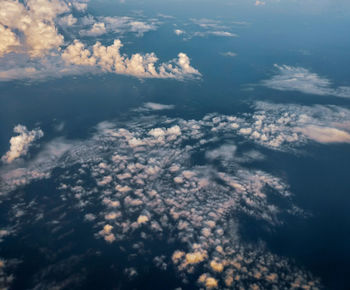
[0,103,326,288]
[262,64,350,98]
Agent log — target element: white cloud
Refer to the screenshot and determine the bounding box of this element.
[194,30,237,38]
[97,16,158,37]
[221,51,237,57]
[0,0,199,82]
[296,125,350,143]
[0,105,324,288]
[80,22,107,36]
[58,14,78,26]
[2,125,44,164]
[262,64,350,98]
[62,39,200,80]
[255,0,266,6]
[174,29,185,36]
[0,0,68,57]
[71,1,88,11]
[207,31,237,37]
[143,103,175,111]
[0,24,20,57]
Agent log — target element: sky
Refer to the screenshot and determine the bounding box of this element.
[0,0,350,289]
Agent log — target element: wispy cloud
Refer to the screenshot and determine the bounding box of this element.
[262,64,350,98]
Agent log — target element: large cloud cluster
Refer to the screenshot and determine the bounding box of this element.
[62,39,200,79]
[0,0,200,81]
[1,102,331,288]
[0,0,69,57]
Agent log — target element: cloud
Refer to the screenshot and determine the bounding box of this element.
[80,22,106,36]
[0,105,323,288]
[255,0,266,6]
[58,14,78,26]
[0,0,68,57]
[221,51,237,57]
[143,102,175,111]
[296,125,350,143]
[0,24,20,57]
[262,64,350,98]
[193,31,237,38]
[174,29,185,36]
[2,125,44,164]
[0,0,199,82]
[100,16,158,37]
[62,39,200,80]
[208,102,350,149]
[174,18,239,40]
[206,144,237,161]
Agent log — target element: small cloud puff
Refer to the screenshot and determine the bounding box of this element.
[143,102,175,111]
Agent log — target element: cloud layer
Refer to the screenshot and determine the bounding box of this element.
[4,101,347,288]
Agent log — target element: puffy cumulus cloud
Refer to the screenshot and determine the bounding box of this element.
[58,14,77,26]
[0,0,68,57]
[0,137,74,195]
[137,215,149,224]
[208,102,350,149]
[62,39,200,79]
[61,40,97,66]
[0,1,199,82]
[0,24,20,56]
[1,104,325,288]
[1,125,44,164]
[174,29,185,36]
[79,22,107,36]
[262,64,350,99]
[71,0,88,11]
